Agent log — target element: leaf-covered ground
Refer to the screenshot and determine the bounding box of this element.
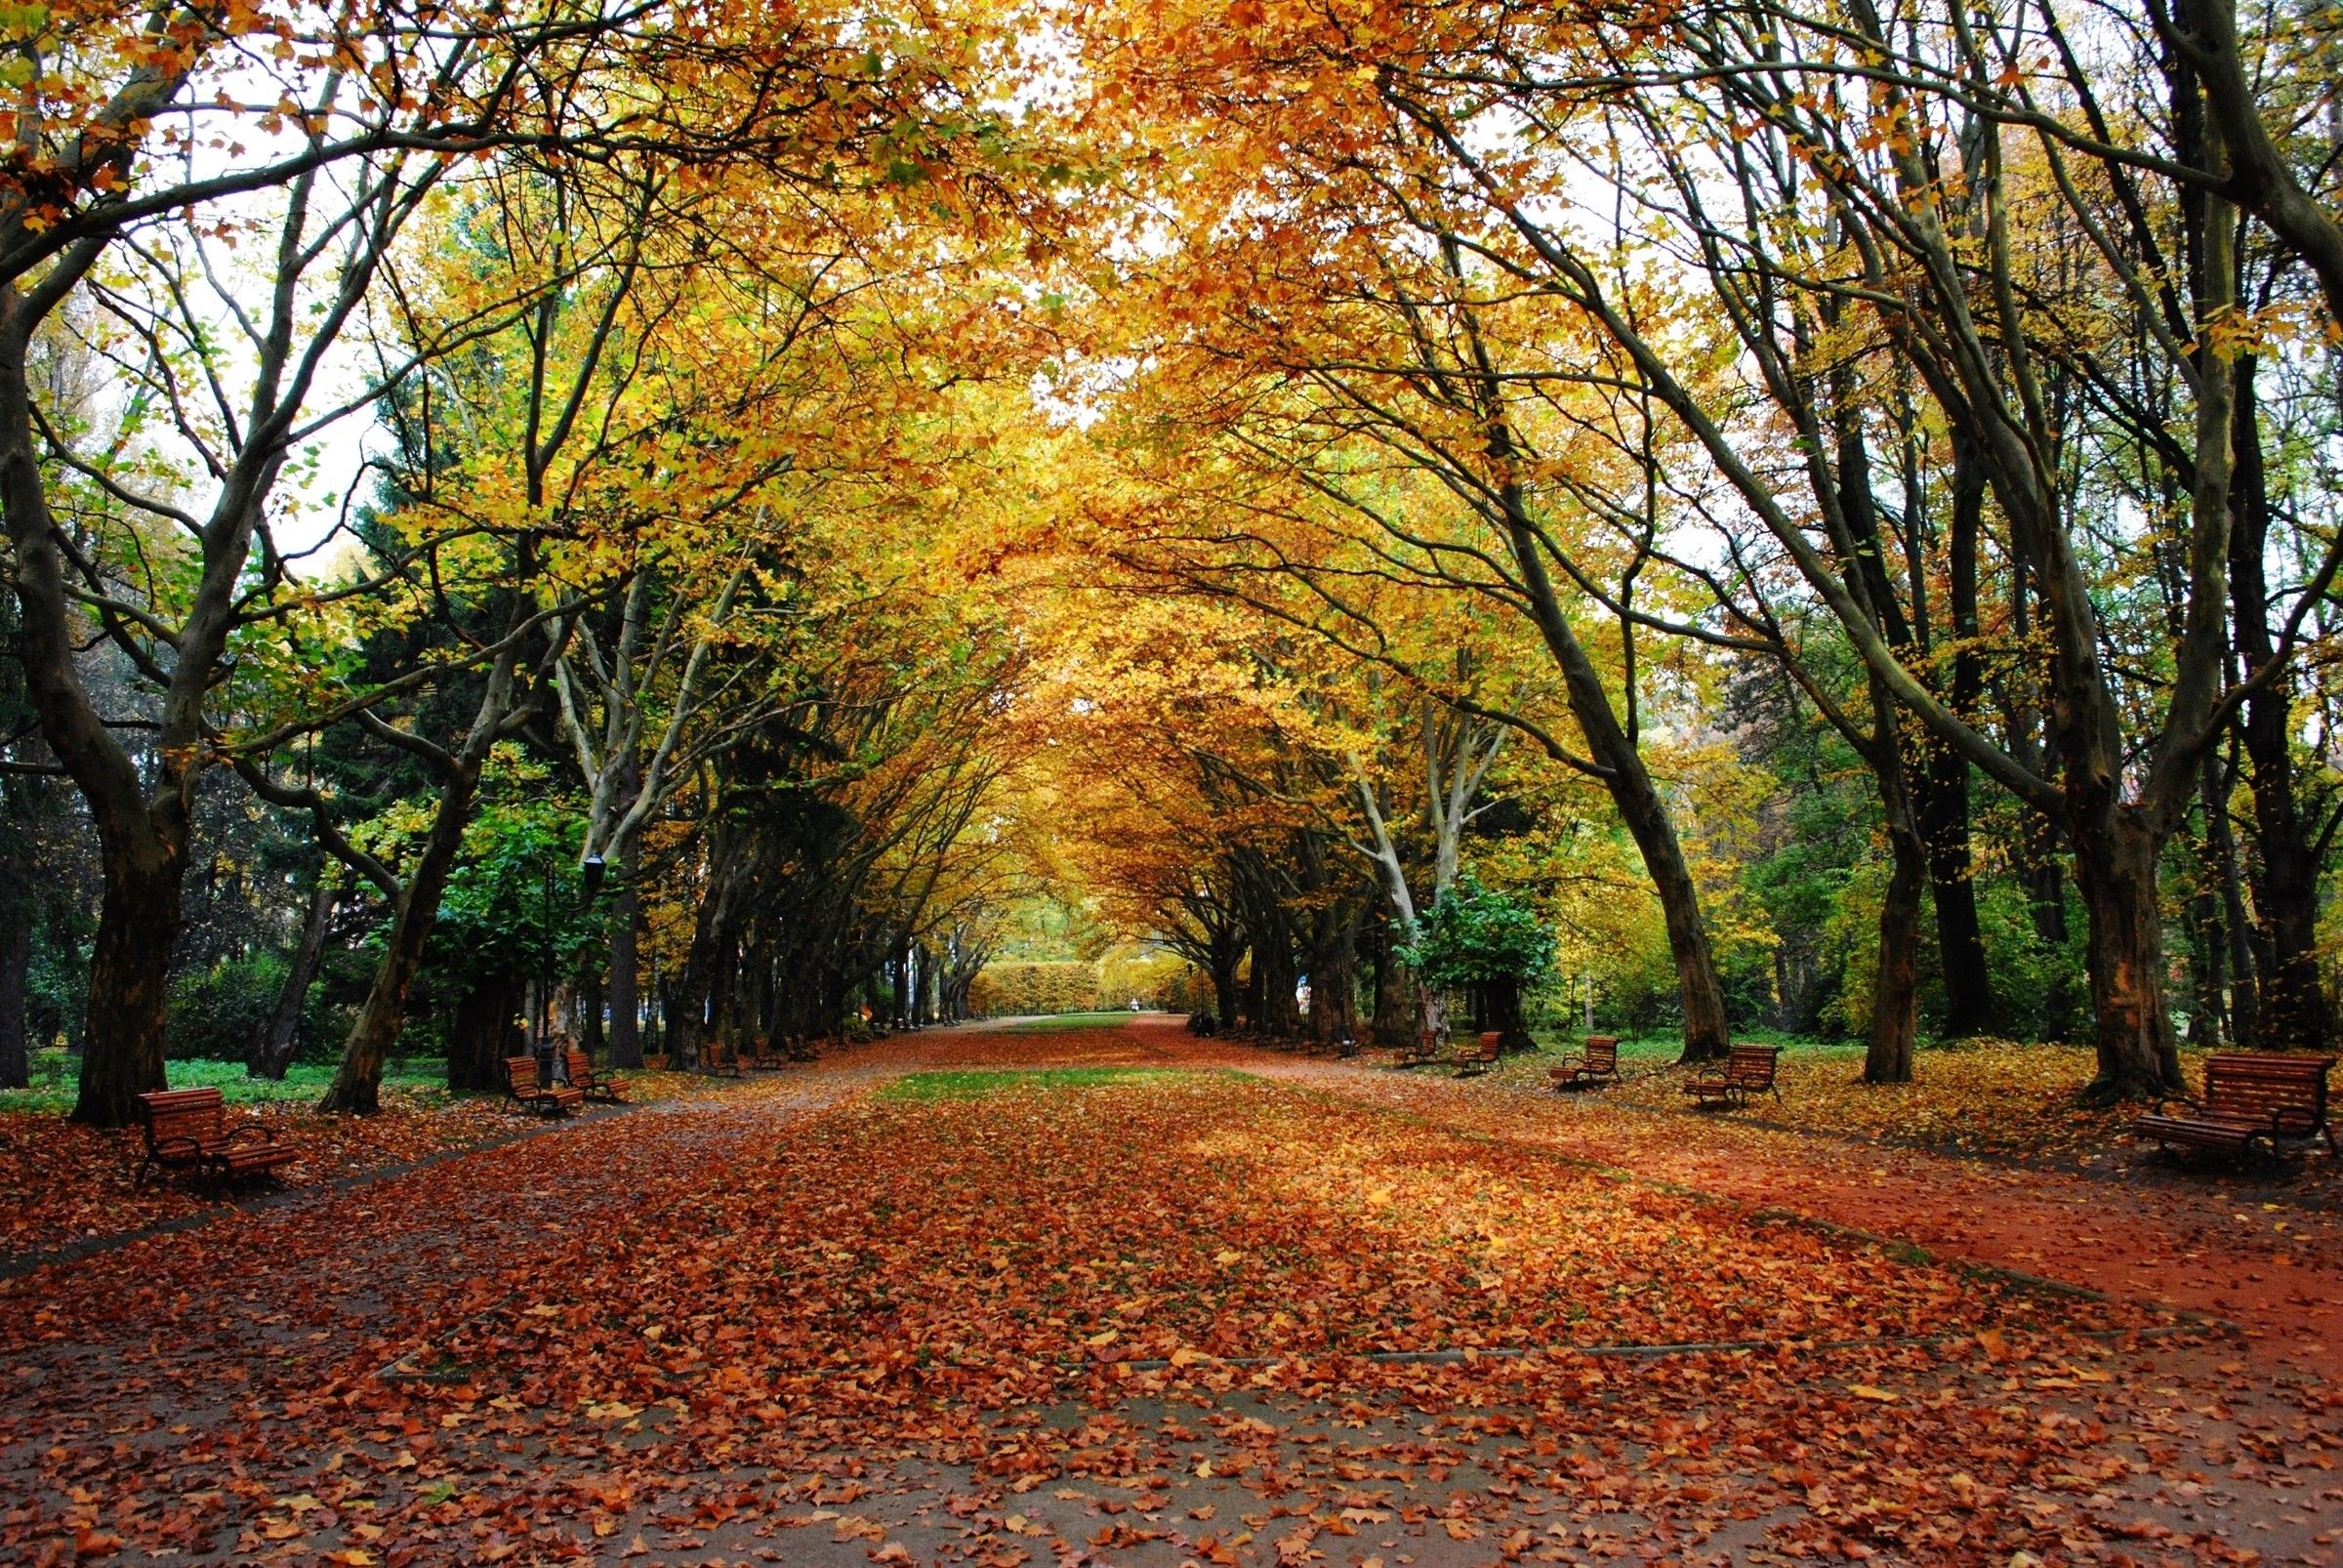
[2,1019,2336,1564]
[1466,1034,2343,1185]
[0,1066,705,1265]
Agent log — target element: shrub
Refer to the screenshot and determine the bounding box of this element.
[967,962,1100,1016]
[167,951,289,1063]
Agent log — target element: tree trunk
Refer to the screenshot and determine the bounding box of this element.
[1500,503,1730,1060]
[251,877,335,1080]
[1919,755,1994,1039]
[1865,813,1926,1085]
[1254,932,1300,1038]
[1305,904,1360,1046]
[0,897,28,1090]
[446,972,524,1092]
[2213,749,2262,1052]
[2228,355,2331,1051]
[1923,423,1996,1039]
[581,970,604,1054]
[322,760,483,1114]
[1481,977,1531,1052]
[1211,948,1241,1031]
[608,877,642,1067]
[74,832,185,1123]
[1865,680,1923,1084]
[2070,808,2186,1103]
[1369,926,1413,1047]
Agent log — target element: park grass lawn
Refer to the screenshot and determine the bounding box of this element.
[879,1065,1208,1099]
[1002,1010,1160,1033]
[0,1046,450,1117]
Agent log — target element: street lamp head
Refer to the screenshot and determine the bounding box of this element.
[581,853,606,896]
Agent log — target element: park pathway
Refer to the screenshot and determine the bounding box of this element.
[1,1014,2334,1565]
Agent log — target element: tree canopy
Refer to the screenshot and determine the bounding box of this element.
[3,0,2341,1122]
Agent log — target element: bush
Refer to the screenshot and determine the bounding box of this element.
[167,951,289,1063]
[1096,946,1195,1011]
[967,962,1100,1016]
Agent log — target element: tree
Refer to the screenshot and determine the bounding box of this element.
[1396,871,1552,1052]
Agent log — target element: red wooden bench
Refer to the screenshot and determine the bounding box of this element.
[1452,1030,1501,1076]
[1550,1035,1621,1090]
[562,1047,626,1105]
[136,1088,299,1188]
[1683,1044,1781,1108]
[1395,1028,1444,1068]
[505,1054,584,1117]
[2134,1052,2337,1161]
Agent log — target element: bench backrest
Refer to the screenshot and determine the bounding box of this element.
[563,1048,594,1086]
[2202,1052,2334,1134]
[1583,1036,1619,1070]
[1473,1031,1501,1057]
[505,1054,546,1095]
[141,1088,224,1149]
[1727,1044,1780,1086]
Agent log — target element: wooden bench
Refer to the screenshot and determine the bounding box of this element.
[1452,1030,1502,1076]
[562,1047,626,1105]
[1550,1035,1621,1091]
[505,1054,584,1117]
[1395,1028,1444,1068]
[136,1088,299,1188]
[2134,1052,2337,1161]
[1683,1044,1781,1108]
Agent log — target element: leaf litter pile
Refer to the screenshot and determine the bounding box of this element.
[4,1057,2337,1564]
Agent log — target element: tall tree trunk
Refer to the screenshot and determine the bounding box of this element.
[1254,928,1300,1038]
[2197,749,2251,1047]
[2214,744,2262,1051]
[1368,924,1413,1047]
[1924,425,1997,1038]
[2228,354,2331,1050]
[1500,505,1731,1060]
[1865,685,1925,1085]
[607,876,642,1067]
[1866,826,1924,1084]
[446,973,524,1092]
[76,833,185,1122]
[2070,806,2186,1102]
[1211,946,1242,1031]
[250,877,335,1080]
[1305,903,1360,1046]
[0,897,28,1090]
[323,760,484,1113]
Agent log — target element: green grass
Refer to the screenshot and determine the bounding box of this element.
[1004,1011,1158,1033]
[0,1047,451,1116]
[877,1066,1209,1101]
